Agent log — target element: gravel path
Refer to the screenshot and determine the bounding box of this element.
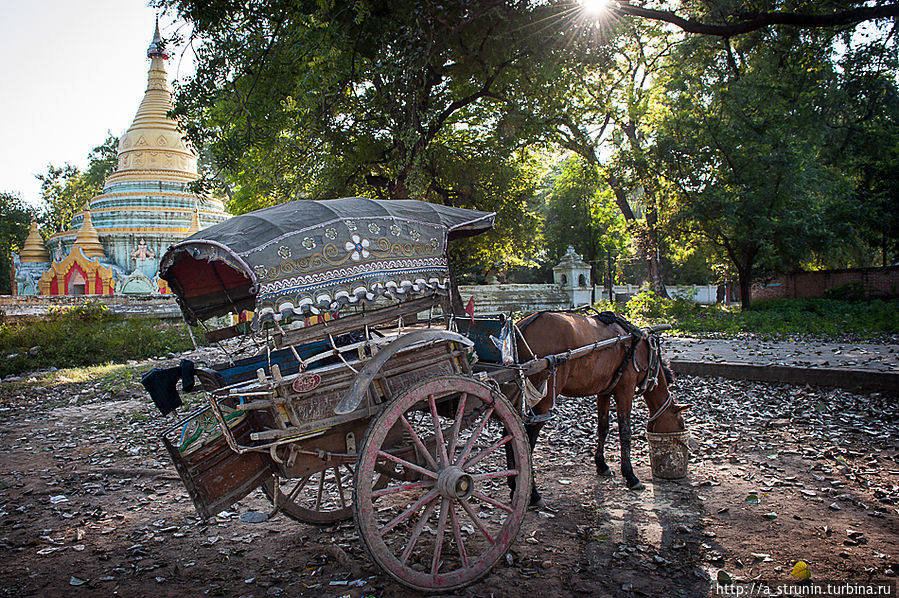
[0,360,896,597]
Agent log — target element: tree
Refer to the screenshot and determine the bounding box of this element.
[532,18,677,295]
[612,1,899,37]
[542,155,628,286]
[0,193,36,294]
[38,133,118,233]
[652,27,852,308]
[158,0,561,266]
[824,27,899,267]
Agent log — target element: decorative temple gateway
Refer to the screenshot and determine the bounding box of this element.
[14,22,230,296]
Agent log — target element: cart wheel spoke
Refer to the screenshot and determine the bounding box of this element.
[372,479,435,499]
[428,394,449,467]
[378,450,438,479]
[399,414,438,471]
[431,498,450,575]
[333,466,347,509]
[382,489,440,536]
[445,392,467,463]
[462,434,513,471]
[449,502,469,568]
[314,468,326,511]
[472,468,519,481]
[471,490,513,513]
[458,496,494,545]
[454,405,494,466]
[400,499,439,565]
[286,475,311,503]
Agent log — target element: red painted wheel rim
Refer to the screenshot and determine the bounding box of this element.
[354,375,532,591]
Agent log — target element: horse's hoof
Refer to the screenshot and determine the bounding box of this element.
[627,481,645,491]
[529,497,547,510]
[597,467,612,477]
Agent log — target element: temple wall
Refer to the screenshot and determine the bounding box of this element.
[458,284,572,314]
[0,295,182,321]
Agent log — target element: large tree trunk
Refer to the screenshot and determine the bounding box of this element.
[646,247,667,298]
[641,188,669,299]
[734,259,754,310]
[606,174,668,297]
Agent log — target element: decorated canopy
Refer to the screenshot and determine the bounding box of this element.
[159,198,495,327]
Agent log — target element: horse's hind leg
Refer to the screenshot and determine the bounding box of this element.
[505,421,545,507]
[595,394,612,476]
[615,390,643,490]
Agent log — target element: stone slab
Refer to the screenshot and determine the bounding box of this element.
[670,360,899,393]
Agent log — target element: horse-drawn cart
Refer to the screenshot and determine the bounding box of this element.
[142,198,541,591]
[143,197,673,591]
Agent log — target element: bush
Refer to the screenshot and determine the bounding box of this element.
[617,291,898,339]
[0,305,195,378]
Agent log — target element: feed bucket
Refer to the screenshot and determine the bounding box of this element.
[646,430,690,479]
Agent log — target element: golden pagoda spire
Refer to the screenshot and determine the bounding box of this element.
[105,20,198,185]
[20,221,50,263]
[72,207,106,259]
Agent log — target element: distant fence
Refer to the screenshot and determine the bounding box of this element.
[459,283,721,314]
[0,295,182,321]
[751,266,899,301]
[592,284,719,305]
[1,281,728,323]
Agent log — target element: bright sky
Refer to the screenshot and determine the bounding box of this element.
[0,0,194,208]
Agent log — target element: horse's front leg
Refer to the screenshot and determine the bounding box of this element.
[615,393,644,490]
[525,421,545,507]
[595,394,612,476]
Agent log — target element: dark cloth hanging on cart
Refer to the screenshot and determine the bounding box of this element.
[141,359,197,416]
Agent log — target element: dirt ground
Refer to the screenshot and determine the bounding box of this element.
[0,362,897,597]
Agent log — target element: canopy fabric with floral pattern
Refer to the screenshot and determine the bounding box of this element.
[159,198,495,328]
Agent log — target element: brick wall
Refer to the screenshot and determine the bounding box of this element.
[752,266,899,301]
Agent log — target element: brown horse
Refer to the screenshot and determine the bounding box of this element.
[512,311,688,505]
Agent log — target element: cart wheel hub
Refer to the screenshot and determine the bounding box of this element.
[437,466,474,500]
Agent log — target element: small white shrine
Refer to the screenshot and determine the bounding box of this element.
[552,245,592,307]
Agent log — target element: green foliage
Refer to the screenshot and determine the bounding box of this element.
[38,133,118,233]
[0,302,194,378]
[153,0,897,290]
[652,26,860,307]
[618,291,899,339]
[542,156,628,268]
[156,0,593,267]
[0,192,37,294]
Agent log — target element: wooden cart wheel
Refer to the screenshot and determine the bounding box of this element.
[353,375,532,592]
[261,463,354,524]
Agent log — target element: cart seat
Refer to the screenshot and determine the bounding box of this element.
[461,317,506,364]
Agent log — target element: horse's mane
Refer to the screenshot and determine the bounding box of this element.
[660,360,674,385]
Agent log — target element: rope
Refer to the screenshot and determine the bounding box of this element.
[647,392,673,424]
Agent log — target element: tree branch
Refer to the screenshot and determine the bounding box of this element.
[612,2,899,37]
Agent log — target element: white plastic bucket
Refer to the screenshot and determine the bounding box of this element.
[646,430,690,479]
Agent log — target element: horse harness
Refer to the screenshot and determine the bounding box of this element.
[515,311,669,424]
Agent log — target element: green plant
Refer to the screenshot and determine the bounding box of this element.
[0,310,194,379]
[611,292,898,339]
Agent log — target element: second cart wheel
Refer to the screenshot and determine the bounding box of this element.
[354,375,532,592]
[261,463,354,524]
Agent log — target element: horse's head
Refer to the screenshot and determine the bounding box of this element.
[646,362,691,433]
